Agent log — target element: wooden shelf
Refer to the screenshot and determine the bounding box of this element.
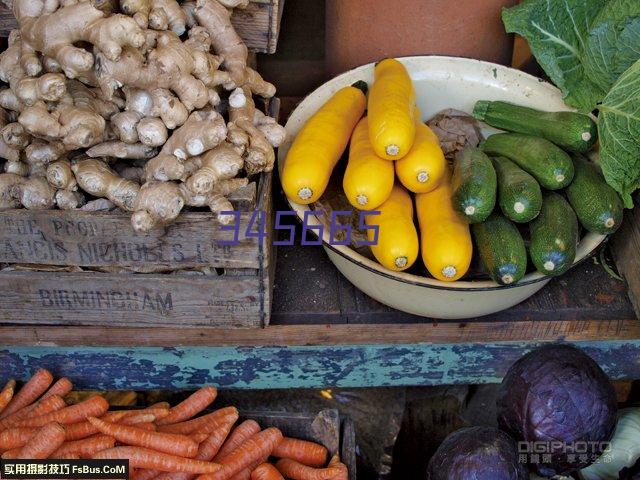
[2,240,638,389]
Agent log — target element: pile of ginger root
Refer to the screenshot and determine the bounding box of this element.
[0,0,286,233]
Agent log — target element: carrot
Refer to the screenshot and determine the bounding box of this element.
[93,447,222,474]
[120,407,170,423]
[135,422,157,432]
[156,387,218,426]
[214,420,261,462]
[120,414,158,425]
[274,459,343,480]
[1,447,21,459]
[0,369,53,419]
[153,416,238,480]
[17,422,66,459]
[0,427,37,451]
[327,455,348,480]
[273,438,328,468]
[88,417,199,458]
[15,395,109,428]
[251,463,284,480]
[64,411,132,441]
[42,378,73,399]
[50,435,115,459]
[0,394,66,431]
[191,433,210,443]
[198,428,283,480]
[158,407,239,435]
[228,457,266,480]
[132,469,162,480]
[0,380,16,415]
[152,402,171,409]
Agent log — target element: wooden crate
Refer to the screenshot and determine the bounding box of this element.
[0,0,284,53]
[0,99,279,328]
[243,409,356,480]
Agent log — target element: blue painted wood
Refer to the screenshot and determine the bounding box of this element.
[1,340,639,389]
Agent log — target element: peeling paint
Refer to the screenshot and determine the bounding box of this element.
[0,341,638,389]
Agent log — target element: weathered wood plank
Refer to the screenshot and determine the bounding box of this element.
[2,340,639,389]
[0,271,263,327]
[0,0,282,53]
[0,208,263,270]
[612,205,640,318]
[1,318,639,347]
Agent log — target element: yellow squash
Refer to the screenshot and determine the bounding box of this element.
[282,81,367,204]
[395,109,446,193]
[416,171,473,281]
[367,58,416,160]
[343,117,395,210]
[366,184,419,271]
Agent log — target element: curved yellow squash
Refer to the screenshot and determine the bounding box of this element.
[415,171,472,281]
[282,82,367,204]
[395,109,446,193]
[343,117,395,210]
[366,184,419,271]
[368,58,416,160]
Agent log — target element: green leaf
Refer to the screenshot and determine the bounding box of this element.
[583,0,640,92]
[502,0,608,112]
[598,59,640,208]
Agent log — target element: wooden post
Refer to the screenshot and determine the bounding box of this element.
[612,205,640,318]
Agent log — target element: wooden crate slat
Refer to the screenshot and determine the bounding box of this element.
[612,206,640,318]
[0,209,261,269]
[0,0,281,53]
[0,270,263,327]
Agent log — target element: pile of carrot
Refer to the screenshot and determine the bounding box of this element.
[0,370,348,480]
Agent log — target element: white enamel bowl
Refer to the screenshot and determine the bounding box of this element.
[277,56,606,319]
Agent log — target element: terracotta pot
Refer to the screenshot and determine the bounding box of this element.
[325,0,517,77]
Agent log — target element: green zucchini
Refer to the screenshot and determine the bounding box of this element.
[492,156,542,223]
[472,212,527,285]
[451,147,497,223]
[473,100,597,152]
[529,193,579,276]
[565,155,623,235]
[482,133,574,190]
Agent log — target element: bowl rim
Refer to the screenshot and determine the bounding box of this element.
[278,55,607,292]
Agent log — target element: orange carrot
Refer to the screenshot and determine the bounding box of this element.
[120,407,170,423]
[198,428,283,480]
[1,447,21,459]
[228,457,266,480]
[158,407,239,435]
[0,369,53,419]
[135,422,157,432]
[120,414,158,425]
[42,378,73,399]
[156,387,218,426]
[93,447,222,474]
[64,411,134,441]
[50,435,115,459]
[251,463,284,480]
[214,420,261,462]
[15,396,109,428]
[326,455,348,480]
[0,394,66,431]
[273,438,328,468]
[274,459,343,480]
[88,417,199,458]
[17,422,66,459]
[151,402,171,409]
[192,433,210,443]
[0,427,37,451]
[132,469,162,480]
[0,380,16,415]
[154,416,238,480]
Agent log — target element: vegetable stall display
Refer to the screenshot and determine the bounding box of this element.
[0,0,285,233]
[281,55,622,287]
[0,369,350,479]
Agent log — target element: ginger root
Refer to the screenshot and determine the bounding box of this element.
[0,172,56,209]
[72,158,140,211]
[185,142,243,195]
[131,180,184,233]
[46,158,76,190]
